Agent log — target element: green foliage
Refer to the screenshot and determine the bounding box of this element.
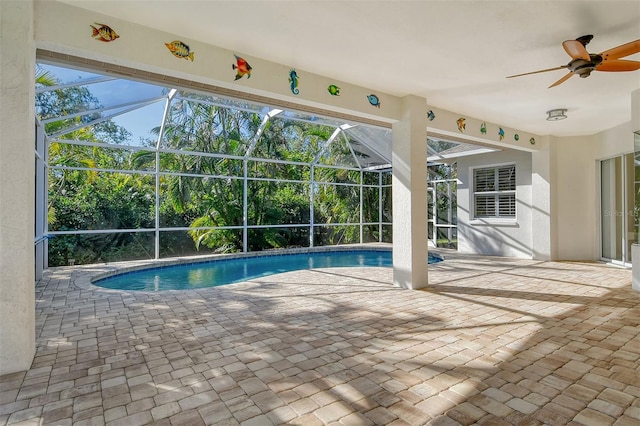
[47,169,155,265]
[39,69,395,265]
[188,216,240,253]
[35,66,57,88]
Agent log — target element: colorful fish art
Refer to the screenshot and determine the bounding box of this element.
[480,122,487,134]
[165,41,194,61]
[514,134,520,141]
[427,110,435,121]
[367,94,381,108]
[456,118,466,132]
[529,137,536,145]
[90,23,119,42]
[498,127,505,140]
[233,55,252,80]
[289,69,300,95]
[328,85,340,96]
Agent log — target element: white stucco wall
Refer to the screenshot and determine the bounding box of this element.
[458,121,634,262]
[553,122,632,261]
[552,134,597,260]
[592,122,633,160]
[457,150,533,258]
[0,0,36,375]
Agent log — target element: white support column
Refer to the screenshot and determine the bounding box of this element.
[531,136,555,260]
[392,95,428,289]
[0,0,36,374]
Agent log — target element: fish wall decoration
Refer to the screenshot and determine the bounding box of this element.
[456,118,466,132]
[514,134,520,141]
[165,40,194,61]
[90,23,119,42]
[289,69,300,95]
[233,55,252,80]
[427,110,435,121]
[367,94,381,108]
[498,127,505,141]
[480,122,487,134]
[328,85,340,96]
[529,137,536,145]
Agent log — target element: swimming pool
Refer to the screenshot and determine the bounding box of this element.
[93,250,443,291]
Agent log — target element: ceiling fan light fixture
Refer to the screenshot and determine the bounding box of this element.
[546,108,568,121]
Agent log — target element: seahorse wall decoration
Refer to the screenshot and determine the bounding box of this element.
[289,69,300,95]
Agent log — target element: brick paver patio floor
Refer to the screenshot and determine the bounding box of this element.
[1,252,639,425]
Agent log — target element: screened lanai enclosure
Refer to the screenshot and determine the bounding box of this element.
[34,62,489,268]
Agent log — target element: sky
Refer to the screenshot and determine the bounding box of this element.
[39,63,168,144]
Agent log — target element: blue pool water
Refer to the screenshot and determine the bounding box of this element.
[94,250,443,291]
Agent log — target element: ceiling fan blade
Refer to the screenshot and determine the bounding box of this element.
[597,59,640,72]
[506,65,567,79]
[548,72,574,88]
[563,40,591,60]
[600,39,640,60]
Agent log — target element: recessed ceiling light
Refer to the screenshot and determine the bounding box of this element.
[546,109,568,121]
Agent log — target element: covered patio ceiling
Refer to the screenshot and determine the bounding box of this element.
[57,0,640,137]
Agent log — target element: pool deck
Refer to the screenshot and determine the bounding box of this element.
[1,251,639,425]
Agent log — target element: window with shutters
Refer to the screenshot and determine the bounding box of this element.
[473,164,516,219]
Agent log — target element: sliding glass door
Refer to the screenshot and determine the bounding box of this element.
[600,154,634,265]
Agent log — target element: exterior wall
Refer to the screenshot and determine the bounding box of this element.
[0,0,36,374]
[458,121,633,262]
[457,150,533,258]
[592,122,633,160]
[426,107,540,154]
[553,123,633,261]
[552,134,597,261]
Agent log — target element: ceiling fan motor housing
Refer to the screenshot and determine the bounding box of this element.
[569,55,603,77]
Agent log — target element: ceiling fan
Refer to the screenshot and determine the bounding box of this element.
[507,35,640,88]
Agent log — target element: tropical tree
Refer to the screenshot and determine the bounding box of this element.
[36,66,57,87]
[144,97,255,253]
